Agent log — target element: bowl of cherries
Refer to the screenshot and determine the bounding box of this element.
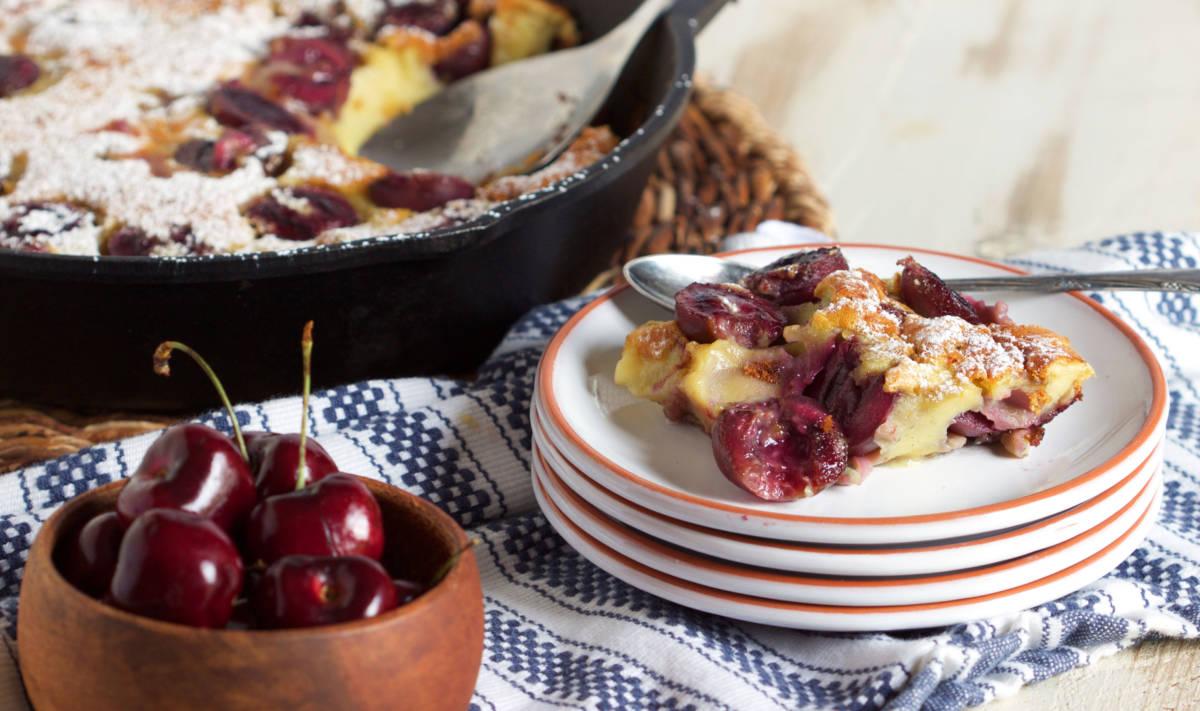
[17,325,483,711]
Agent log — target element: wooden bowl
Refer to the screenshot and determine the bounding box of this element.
[17,477,484,711]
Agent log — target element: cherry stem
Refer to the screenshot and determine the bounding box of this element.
[295,321,314,491]
[429,538,478,587]
[154,341,248,460]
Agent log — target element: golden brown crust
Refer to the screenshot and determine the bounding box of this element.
[628,320,688,362]
[741,358,787,385]
[479,126,619,201]
[989,323,1086,380]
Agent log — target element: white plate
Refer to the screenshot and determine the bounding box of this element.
[533,459,1161,631]
[537,243,1167,544]
[533,443,1159,606]
[533,412,1162,575]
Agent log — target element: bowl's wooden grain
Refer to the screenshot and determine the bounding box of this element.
[18,477,483,711]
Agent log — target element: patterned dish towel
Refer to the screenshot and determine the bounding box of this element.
[1,227,1198,711]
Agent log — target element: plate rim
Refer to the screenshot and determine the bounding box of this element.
[533,444,1156,590]
[532,463,1160,615]
[539,242,1168,526]
[532,410,1160,557]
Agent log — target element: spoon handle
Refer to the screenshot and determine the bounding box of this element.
[598,0,675,64]
[944,269,1200,293]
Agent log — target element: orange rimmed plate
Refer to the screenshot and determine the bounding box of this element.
[532,410,1162,575]
[536,244,1167,544]
[532,450,1161,631]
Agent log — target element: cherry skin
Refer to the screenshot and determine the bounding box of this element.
[116,424,256,532]
[58,511,123,598]
[244,431,339,498]
[108,509,244,628]
[392,578,424,606]
[0,54,39,98]
[244,473,384,565]
[252,555,398,629]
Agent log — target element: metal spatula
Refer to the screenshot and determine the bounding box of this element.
[360,0,676,183]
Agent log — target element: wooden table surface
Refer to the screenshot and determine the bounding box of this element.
[698,0,1199,707]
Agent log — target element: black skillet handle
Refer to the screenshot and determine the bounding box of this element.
[672,0,734,32]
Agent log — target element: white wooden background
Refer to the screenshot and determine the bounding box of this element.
[698,0,1200,257]
[698,0,1200,707]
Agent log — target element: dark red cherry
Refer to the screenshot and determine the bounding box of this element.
[268,36,356,76]
[108,509,243,628]
[58,511,123,598]
[367,171,476,211]
[434,20,490,82]
[208,84,307,134]
[712,397,848,501]
[797,338,896,455]
[743,247,849,305]
[0,54,39,98]
[116,423,257,532]
[104,225,208,256]
[252,555,397,629]
[898,257,982,324]
[246,186,360,241]
[782,338,836,397]
[270,73,350,113]
[263,37,355,113]
[174,130,260,174]
[212,129,262,171]
[245,473,384,565]
[245,431,339,498]
[674,282,785,348]
[834,376,896,455]
[377,0,459,35]
[104,226,158,256]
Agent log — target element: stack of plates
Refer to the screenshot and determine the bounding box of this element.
[530,245,1167,631]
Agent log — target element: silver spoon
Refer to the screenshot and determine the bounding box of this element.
[360,0,675,184]
[623,253,1200,311]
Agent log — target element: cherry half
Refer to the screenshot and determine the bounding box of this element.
[0,54,39,98]
[377,0,459,36]
[246,186,360,241]
[208,84,307,134]
[712,396,849,501]
[367,171,475,211]
[743,246,849,305]
[58,511,123,598]
[897,256,983,324]
[674,282,785,348]
[244,473,385,565]
[108,509,244,628]
[252,555,398,629]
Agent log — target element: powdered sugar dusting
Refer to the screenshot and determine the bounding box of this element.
[283,141,387,188]
[0,0,610,256]
[904,315,1023,382]
[0,0,295,254]
[799,267,1083,399]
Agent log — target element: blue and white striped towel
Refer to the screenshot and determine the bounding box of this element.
[1,227,1197,710]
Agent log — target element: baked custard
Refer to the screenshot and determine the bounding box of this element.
[615,248,1095,501]
[0,0,615,256]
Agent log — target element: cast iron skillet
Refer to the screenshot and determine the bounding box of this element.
[0,0,729,411]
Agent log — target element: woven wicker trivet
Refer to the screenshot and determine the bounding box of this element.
[0,81,832,473]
